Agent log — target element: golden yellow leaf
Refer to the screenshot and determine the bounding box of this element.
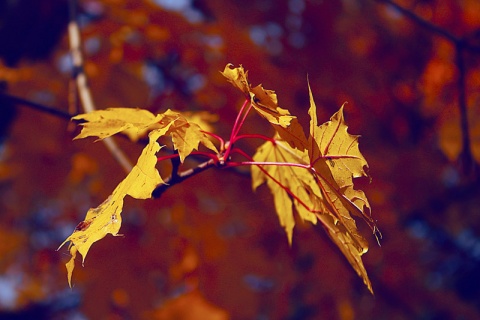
[220,63,250,96]
[249,84,291,123]
[73,108,218,162]
[72,107,163,142]
[182,111,219,135]
[315,210,373,293]
[251,83,379,294]
[61,106,220,285]
[65,245,78,288]
[221,64,307,150]
[159,110,218,162]
[59,129,165,286]
[252,137,319,245]
[308,87,376,293]
[308,91,375,230]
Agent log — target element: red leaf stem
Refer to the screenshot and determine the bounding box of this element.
[201,130,225,151]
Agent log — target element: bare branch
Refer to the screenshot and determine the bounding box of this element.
[170,150,181,180]
[68,0,133,173]
[0,93,74,119]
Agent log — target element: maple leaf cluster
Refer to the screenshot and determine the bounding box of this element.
[60,64,380,293]
[222,64,380,293]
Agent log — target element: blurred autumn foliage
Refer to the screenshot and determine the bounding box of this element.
[1,0,480,319]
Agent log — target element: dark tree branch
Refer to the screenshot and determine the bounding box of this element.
[376,0,479,176]
[0,93,74,119]
[376,0,480,52]
[152,158,217,198]
[376,0,458,43]
[170,150,180,181]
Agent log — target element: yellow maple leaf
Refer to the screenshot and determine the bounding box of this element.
[61,107,220,285]
[73,108,218,162]
[182,111,219,135]
[309,86,377,293]
[308,85,376,233]
[251,138,319,245]
[220,63,250,96]
[158,110,218,162]
[251,83,379,294]
[72,107,163,142]
[221,64,307,150]
[59,129,165,286]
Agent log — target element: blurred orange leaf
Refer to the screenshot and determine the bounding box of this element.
[149,290,229,320]
[439,103,480,163]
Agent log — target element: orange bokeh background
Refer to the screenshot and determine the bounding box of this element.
[1,0,479,319]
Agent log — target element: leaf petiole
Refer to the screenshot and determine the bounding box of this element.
[224,99,252,160]
[230,99,250,139]
[232,103,253,138]
[201,130,225,151]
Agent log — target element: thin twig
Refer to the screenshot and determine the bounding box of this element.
[0,93,74,119]
[377,0,458,43]
[68,0,133,173]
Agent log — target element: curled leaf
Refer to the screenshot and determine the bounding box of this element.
[159,110,218,162]
[221,63,250,96]
[59,130,165,286]
[222,64,307,150]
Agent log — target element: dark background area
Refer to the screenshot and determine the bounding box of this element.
[0,0,479,319]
